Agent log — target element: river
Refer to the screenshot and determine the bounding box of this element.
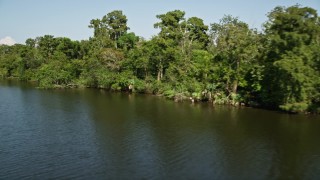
[0,80,320,179]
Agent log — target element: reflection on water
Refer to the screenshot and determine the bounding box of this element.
[0,80,320,179]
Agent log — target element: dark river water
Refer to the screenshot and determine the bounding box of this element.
[1,80,320,179]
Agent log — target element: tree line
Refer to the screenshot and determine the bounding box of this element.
[0,5,319,113]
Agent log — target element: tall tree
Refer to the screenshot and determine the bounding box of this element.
[89,10,129,49]
[37,35,58,60]
[209,15,260,103]
[103,10,129,42]
[154,10,186,44]
[186,17,209,49]
[262,5,320,112]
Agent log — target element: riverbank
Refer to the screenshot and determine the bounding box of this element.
[2,78,319,115]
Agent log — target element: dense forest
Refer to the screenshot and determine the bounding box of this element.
[0,5,320,113]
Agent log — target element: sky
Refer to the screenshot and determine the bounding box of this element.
[0,0,319,44]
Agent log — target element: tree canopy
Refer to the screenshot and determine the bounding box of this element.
[1,6,319,113]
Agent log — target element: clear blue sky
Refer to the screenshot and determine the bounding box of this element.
[0,0,319,44]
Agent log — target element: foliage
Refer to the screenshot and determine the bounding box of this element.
[261,5,320,112]
[1,6,319,113]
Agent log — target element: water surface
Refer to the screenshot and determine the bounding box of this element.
[1,80,320,179]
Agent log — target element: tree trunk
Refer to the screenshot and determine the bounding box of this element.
[232,80,238,94]
[157,63,163,81]
[233,59,240,94]
[157,68,162,81]
[145,68,148,79]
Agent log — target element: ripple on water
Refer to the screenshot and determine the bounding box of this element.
[1,81,320,179]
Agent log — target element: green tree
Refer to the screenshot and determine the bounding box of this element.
[117,32,139,51]
[35,51,76,88]
[154,10,186,44]
[262,5,320,112]
[186,17,209,49]
[209,15,260,104]
[124,40,150,79]
[37,35,58,60]
[104,10,129,42]
[89,10,129,49]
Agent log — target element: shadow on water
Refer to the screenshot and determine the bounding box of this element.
[1,80,320,179]
[81,90,320,179]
